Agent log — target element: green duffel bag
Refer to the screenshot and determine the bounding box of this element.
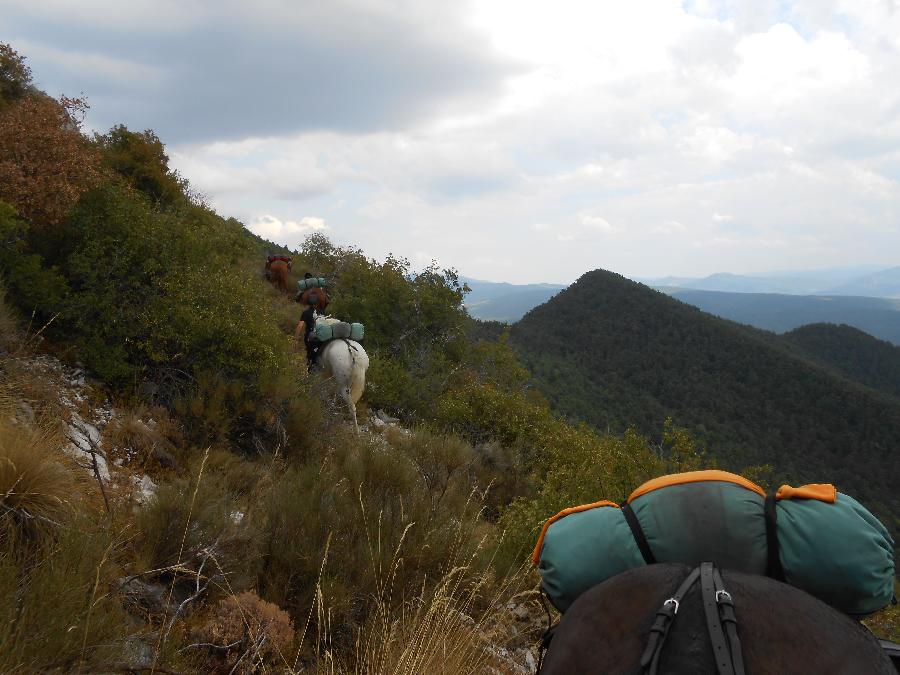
[315,321,351,342]
[532,470,894,615]
[315,322,332,342]
[350,323,364,341]
[297,276,327,291]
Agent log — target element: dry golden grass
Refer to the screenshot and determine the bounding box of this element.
[0,417,76,545]
[0,340,80,546]
[290,493,533,675]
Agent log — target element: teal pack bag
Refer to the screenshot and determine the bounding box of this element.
[297,276,327,291]
[532,470,894,615]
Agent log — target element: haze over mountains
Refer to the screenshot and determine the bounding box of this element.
[641,266,900,296]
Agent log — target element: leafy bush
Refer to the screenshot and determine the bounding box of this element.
[0,43,33,107]
[95,125,191,209]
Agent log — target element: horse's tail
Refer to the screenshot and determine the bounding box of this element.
[345,340,369,403]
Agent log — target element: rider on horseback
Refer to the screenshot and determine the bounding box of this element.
[295,273,327,368]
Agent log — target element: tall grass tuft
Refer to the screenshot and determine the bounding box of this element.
[0,514,129,672]
[0,358,77,548]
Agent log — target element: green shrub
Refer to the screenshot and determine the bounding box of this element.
[253,427,497,648]
[134,471,256,594]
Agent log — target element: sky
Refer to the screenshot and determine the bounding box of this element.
[3,0,900,284]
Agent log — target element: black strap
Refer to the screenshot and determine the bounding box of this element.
[641,566,702,674]
[700,562,736,675]
[536,586,556,674]
[622,502,657,565]
[712,567,745,675]
[764,494,786,581]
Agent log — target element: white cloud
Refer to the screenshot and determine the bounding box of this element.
[8,0,900,282]
[581,215,618,232]
[247,215,327,248]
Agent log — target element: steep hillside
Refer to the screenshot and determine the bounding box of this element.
[508,270,900,537]
[665,289,900,345]
[783,324,900,401]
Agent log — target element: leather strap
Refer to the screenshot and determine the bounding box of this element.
[700,562,735,675]
[764,493,786,581]
[622,502,657,565]
[641,566,701,674]
[713,567,745,675]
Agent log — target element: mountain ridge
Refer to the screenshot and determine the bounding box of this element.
[506,269,900,539]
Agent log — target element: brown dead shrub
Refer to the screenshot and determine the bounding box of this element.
[192,590,295,673]
[0,94,101,229]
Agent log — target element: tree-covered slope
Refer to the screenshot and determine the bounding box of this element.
[783,323,900,401]
[508,270,900,536]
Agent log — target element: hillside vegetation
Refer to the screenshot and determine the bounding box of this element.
[783,324,900,401]
[508,270,900,541]
[0,43,748,671]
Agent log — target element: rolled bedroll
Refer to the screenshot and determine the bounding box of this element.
[316,321,351,342]
[297,276,327,291]
[532,470,894,616]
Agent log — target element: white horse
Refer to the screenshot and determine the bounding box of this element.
[315,318,369,432]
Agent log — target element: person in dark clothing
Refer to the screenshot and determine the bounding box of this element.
[294,290,322,368]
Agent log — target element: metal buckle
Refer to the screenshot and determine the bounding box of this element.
[663,598,679,614]
[715,590,732,603]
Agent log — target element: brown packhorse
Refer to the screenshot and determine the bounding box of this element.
[539,563,895,674]
[266,259,291,293]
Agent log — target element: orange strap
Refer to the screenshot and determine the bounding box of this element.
[775,483,836,503]
[627,470,765,502]
[531,500,619,564]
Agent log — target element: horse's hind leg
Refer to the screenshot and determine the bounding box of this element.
[343,387,359,434]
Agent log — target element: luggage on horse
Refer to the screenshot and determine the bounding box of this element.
[532,470,894,616]
[297,276,327,291]
[315,320,364,343]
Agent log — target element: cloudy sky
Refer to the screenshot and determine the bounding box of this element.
[3,0,899,283]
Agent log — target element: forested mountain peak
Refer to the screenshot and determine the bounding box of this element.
[508,268,900,543]
[783,323,900,401]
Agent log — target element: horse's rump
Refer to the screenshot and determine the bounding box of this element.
[267,260,291,292]
[540,564,894,675]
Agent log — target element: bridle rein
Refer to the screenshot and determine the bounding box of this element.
[640,562,745,675]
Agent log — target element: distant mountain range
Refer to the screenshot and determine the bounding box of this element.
[664,289,900,345]
[461,277,566,322]
[462,267,900,344]
[503,270,900,540]
[641,266,900,297]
